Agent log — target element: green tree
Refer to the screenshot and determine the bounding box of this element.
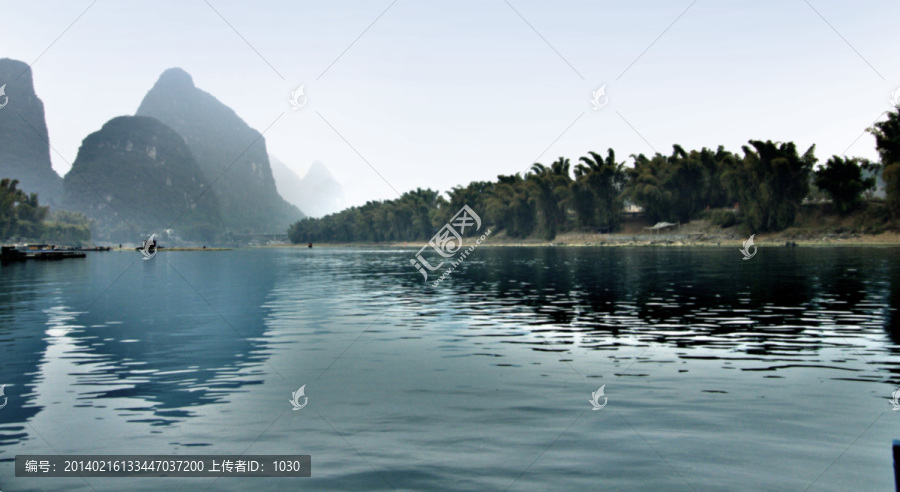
[14,191,49,239]
[287,188,445,244]
[665,145,706,222]
[696,146,735,209]
[0,178,26,239]
[572,149,626,231]
[527,158,572,240]
[723,140,816,232]
[814,156,875,214]
[0,178,88,243]
[442,181,492,232]
[869,106,900,215]
[625,145,737,223]
[42,210,92,245]
[487,174,535,238]
[624,152,672,223]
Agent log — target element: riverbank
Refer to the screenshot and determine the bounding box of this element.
[276,215,900,249]
[275,234,900,249]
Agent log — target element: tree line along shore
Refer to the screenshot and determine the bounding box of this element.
[288,107,900,245]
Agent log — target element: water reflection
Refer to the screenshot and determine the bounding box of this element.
[420,247,899,381]
[0,250,281,440]
[1,246,898,490]
[0,261,57,452]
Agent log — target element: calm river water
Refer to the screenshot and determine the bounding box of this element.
[1,246,898,491]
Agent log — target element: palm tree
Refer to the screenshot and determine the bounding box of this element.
[487,174,535,238]
[527,158,571,240]
[574,149,626,231]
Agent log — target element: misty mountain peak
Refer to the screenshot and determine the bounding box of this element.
[270,157,346,218]
[136,69,303,232]
[154,67,195,90]
[305,160,336,182]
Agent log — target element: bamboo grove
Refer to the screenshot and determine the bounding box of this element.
[288,107,900,244]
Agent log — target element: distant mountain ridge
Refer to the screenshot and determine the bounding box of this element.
[62,115,223,242]
[0,58,63,205]
[136,68,302,232]
[271,158,347,218]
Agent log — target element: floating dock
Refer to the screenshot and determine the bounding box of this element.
[1,245,87,263]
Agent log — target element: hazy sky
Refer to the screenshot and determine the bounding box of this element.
[3,0,899,207]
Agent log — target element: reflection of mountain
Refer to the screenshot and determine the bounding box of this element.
[0,58,63,206]
[54,251,280,425]
[0,262,81,455]
[271,158,346,218]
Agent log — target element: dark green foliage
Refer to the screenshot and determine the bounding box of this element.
[527,158,572,240]
[573,149,627,231]
[0,178,27,239]
[486,174,536,238]
[440,181,494,227]
[288,188,445,243]
[869,107,900,215]
[814,156,875,215]
[0,178,91,243]
[624,145,735,223]
[13,191,48,239]
[289,129,893,242]
[722,140,816,232]
[623,153,671,223]
[42,210,92,244]
[697,146,735,209]
[707,209,738,228]
[665,145,706,222]
[0,178,48,239]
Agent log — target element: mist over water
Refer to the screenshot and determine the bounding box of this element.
[1,247,898,491]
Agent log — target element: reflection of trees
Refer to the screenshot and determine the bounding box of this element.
[436,247,894,359]
[884,254,900,348]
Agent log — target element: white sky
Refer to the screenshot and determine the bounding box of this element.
[2,0,898,207]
